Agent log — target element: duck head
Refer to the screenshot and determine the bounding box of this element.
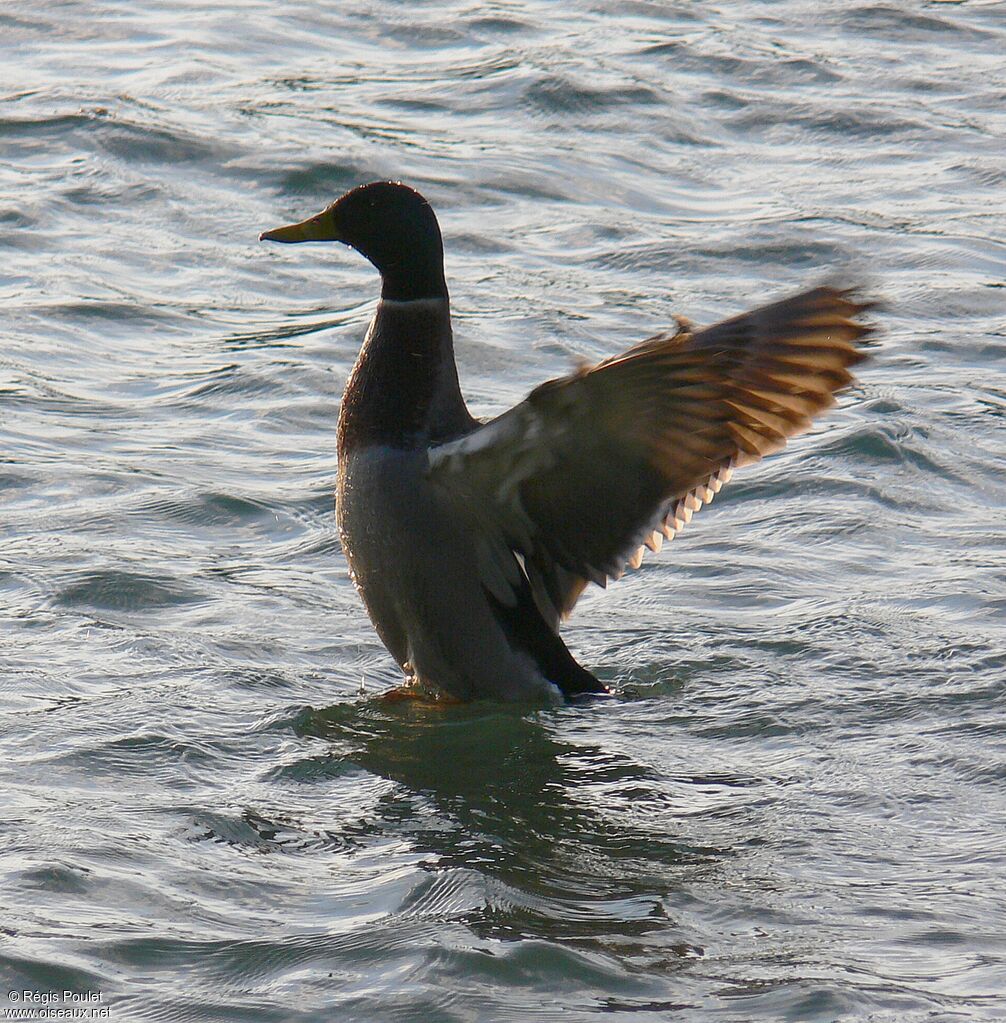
[260,181,447,301]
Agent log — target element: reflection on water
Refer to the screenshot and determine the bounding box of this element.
[296,699,708,977]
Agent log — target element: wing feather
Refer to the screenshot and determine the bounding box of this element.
[428,285,873,626]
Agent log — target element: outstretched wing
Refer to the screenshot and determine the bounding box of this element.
[427,286,873,627]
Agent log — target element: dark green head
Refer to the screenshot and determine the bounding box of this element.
[260,181,447,301]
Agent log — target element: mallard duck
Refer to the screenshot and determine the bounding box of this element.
[261,181,871,702]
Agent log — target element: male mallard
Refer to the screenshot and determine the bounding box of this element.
[262,181,871,701]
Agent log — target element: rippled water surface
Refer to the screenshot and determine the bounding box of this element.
[2,2,1005,1020]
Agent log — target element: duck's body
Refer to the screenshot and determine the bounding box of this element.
[338,440,589,701]
[262,182,872,703]
[335,296,595,700]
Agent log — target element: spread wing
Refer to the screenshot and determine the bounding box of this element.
[427,286,874,627]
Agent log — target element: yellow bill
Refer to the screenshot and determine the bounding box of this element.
[259,207,338,243]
